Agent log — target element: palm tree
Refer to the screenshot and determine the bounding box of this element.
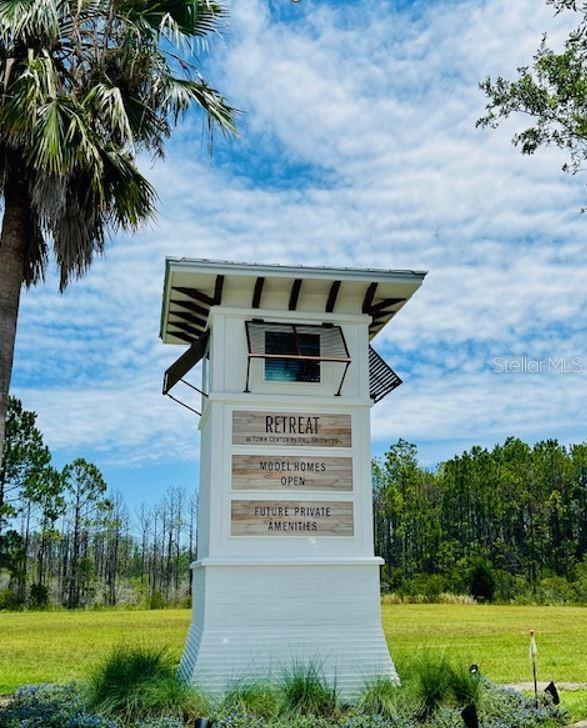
[0,0,236,466]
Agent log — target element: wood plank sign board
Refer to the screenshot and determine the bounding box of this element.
[232,411,352,448]
[231,500,354,537]
[232,455,353,491]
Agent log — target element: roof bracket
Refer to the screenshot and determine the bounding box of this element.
[165,393,202,417]
[162,331,210,416]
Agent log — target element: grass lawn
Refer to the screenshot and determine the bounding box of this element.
[383,604,587,684]
[1,604,586,717]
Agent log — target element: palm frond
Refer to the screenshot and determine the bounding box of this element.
[83,83,135,150]
[0,55,60,141]
[50,171,105,290]
[160,75,237,133]
[118,0,226,38]
[121,93,170,150]
[0,0,60,42]
[101,145,157,228]
[33,98,66,174]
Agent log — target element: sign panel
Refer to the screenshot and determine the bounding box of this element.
[231,499,354,537]
[232,411,352,448]
[232,455,353,491]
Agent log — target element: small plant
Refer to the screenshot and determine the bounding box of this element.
[220,679,280,720]
[280,661,338,717]
[85,644,209,724]
[356,676,399,718]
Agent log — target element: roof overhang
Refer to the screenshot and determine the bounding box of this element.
[160,258,427,345]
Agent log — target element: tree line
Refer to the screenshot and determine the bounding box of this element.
[373,438,587,603]
[0,398,197,609]
[2,397,587,608]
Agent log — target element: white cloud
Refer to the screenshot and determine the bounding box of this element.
[12,0,587,472]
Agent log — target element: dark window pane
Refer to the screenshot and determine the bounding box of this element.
[265,331,320,383]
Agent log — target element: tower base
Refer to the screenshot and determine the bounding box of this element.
[179,558,397,700]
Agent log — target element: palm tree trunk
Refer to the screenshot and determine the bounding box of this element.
[0,171,27,480]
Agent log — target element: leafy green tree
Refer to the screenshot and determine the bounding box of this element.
[0,527,23,575]
[570,443,587,557]
[1,397,61,599]
[478,0,587,178]
[0,396,51,536]
[0,0,236,470]
[373,439,441,585]
[31,465,64,594]
[62,458,108,608]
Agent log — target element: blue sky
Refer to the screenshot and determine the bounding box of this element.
[11,0,587,510]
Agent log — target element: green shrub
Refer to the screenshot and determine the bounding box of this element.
[493,569,518,602]
[0,682,116,727]
[536,576,575,605]
[148,591,166,610]
[479,682,569,727]
[574,556,587,604]
[178,591,191,609]
[220,679,280,720]
[280,661,338,717]
[29,582,50,609]
[0,586,22,610]
[468,559,496,602]
[85,644,209,724]
[407,573,446,601]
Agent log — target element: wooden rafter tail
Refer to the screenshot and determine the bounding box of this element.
[172,286,215,307]
[326,280,341,313]
[168,310,208,328]
[362,282,378,314]
[168,320,203,337]
[167,330,194,344]
[213,275,224,305]
[288,279,303,311]
[252,277,265,308]
[368,297,406,315]
[371,311,396,326]
[169,298,210,318]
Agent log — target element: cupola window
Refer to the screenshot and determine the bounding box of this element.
[264,330,321,383]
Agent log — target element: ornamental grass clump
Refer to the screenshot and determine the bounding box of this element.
[356,676,400,718]
[447,663,481,707]
[219,679,280,720]
[279,661,338,718]
[85,644,210,724]
[406,653,453,718]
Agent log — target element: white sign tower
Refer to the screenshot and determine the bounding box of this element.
[160,259,426,698]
